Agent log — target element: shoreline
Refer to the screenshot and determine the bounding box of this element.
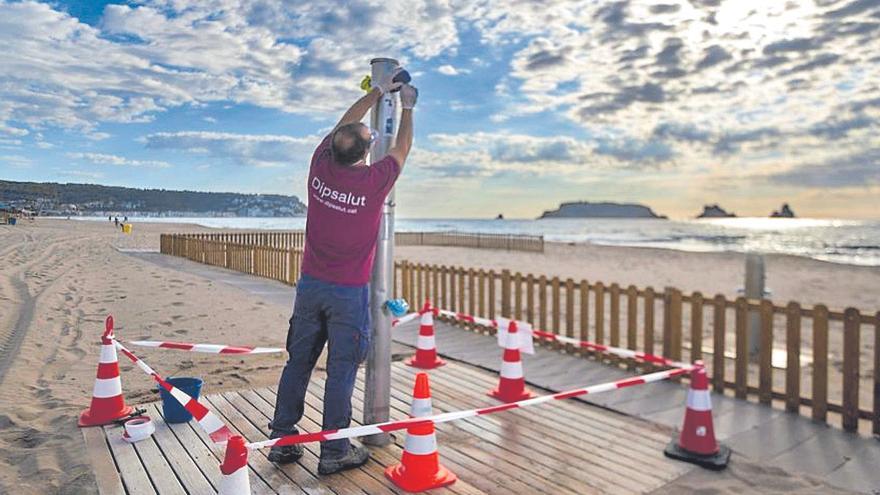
[64,215,880,268]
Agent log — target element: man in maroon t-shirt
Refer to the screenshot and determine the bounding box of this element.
[268,69,418,475]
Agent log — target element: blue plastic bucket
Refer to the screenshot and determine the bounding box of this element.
[159,377,203,424]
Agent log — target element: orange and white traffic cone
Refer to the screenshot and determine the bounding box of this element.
[488,320,534,403]
[219,435,251,495]
[405,301,445,369]
[386,373,456,492]
[79,315,134,427]
[664,361,730,470]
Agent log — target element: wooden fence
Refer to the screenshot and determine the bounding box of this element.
[395,231,544,252]
[159,234,879,434]
[169,230,544,253]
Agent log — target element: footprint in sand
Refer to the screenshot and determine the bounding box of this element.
[160,321,173,327]
[174,329,188,335]
[171,315,183,321]
[171,302,184,307]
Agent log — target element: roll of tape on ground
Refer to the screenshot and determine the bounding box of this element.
[123,416,155,443]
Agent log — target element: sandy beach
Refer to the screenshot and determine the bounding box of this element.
[0,218,873,494]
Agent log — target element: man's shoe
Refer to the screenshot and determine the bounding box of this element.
[266,426,303,464]
[318,442,370,475]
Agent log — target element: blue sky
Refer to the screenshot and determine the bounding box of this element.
[0,0,878,218]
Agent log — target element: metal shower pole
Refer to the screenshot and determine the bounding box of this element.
[362,57,400,446]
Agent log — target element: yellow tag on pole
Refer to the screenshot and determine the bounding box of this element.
[360,75,372,92]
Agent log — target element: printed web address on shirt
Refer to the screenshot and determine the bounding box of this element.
[312,193,360,214]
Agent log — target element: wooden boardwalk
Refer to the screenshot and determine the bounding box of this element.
[83,359,691,494]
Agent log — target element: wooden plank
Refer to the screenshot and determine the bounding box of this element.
[237,389,372,495]
[129,424,187,495]
[488,270,496,319]
[644,287,655,357]
[626,286,637,351]
[842,307,861,432]
[82,427,125,495]
[143,404,215,495]
[501,269,511,318]
[526,274,535,324]
[580,280,589,347]
[812,304,829,422]
[759,300,774,405]
[609,284,620,349]
[690,292,703,363]
[202,394,319,495]
[302,380,489,495]
[670,289,682,362]
[875,311,880,436]
[712,295,726,393]
[393,363,681,485]
[477,270,486,324]
[785,302,802,413]
[384,369,624,494]
[594,282,605,345]
[104,425,157,495]
[551,277,561,334]
[254,387,426,495]
[538,275,548,333]
[735,297,749,399]
[514,272,523,321]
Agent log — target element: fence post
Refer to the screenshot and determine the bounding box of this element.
[712,295,726,393]
[691,292,703,363]
[594,282,605,344]
[610,284,620,350]
[626,286,637,351]
[551,277,560,336]
[501,269,511,318]
[812,305,828,422]
[735,297,749,399]
[644,287,655,358]
[785,302,801,413]
[842,308,861,432]
[758,300,774,405]
[874,311,879,436]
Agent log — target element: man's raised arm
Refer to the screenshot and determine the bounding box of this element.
[388,85,418,170]
[334,69,404,130]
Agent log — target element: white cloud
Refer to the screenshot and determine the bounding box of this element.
[140,131,320,168]
[1,154,31,167]
[58,169,105,180]
[437,65,459,76]
[66,152,171,168]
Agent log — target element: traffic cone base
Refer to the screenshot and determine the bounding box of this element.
[385,461,457,493]
[405,354,446,369]
[664,440,731,470]
[78,403,134,427]
[488,387,535,402]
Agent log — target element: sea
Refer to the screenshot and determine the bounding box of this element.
[75,216,880,267]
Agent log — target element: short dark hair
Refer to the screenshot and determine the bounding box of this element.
[331,123,369,166]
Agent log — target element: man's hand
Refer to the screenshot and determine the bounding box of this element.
[375,67,405,94]
[400,84,418,110]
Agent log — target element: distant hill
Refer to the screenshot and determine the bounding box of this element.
[539,201,666,219]
[0,180,305,217]
[696,204,736,218]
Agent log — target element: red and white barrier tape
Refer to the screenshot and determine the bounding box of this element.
[130,341,284,354]
[391,312,420,327]
[113,339,232,443]
[246,365,692,450]
[529,329,690,370]
[435,308,689,370]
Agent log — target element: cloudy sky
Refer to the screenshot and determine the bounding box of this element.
[0,0,878,219]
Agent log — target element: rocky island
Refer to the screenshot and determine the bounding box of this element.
[696,204,736,218]
[770,203,796,218]
[539,201,667,219]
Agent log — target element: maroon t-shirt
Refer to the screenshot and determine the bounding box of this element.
[301,134,400,286]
